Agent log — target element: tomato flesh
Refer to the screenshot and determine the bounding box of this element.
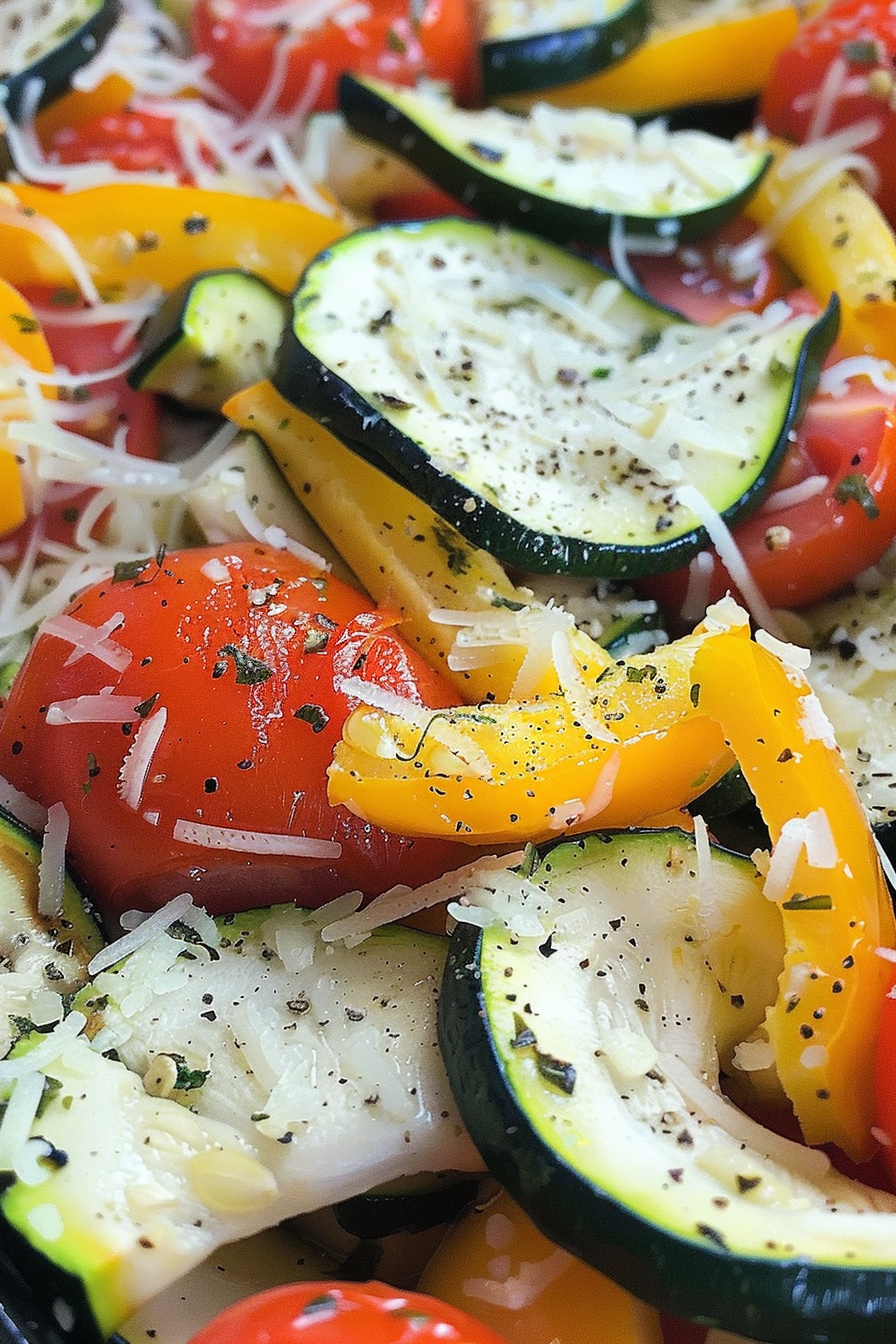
[760,0,896,227]
[47,109,204,183]
[0,543,469,927]
[186,1280,511,1344]
[190,0,481,117]
[639,379,896,622]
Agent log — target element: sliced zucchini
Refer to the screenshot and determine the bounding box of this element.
[439,829,896,1344]
[338,74,771,246]
[476,0,650,98]
[0,0,120,124]
[0,901,480,1337]
[129,270,289,413]
[276,217,837,578]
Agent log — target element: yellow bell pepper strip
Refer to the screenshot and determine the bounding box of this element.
[690,618,896,1161]
[418,1188,664,1344]
[501,1,800,115]
[742,135,896,358]
[224,380,609,704]
[0,183,346,296]
[33,72,134,142]
[328,623,734,846]
[0,277,56,537]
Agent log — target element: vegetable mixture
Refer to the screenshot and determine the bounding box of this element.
[3,1,896,1343]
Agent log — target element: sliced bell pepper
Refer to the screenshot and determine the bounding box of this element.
[0,183,346,296]
[224,380,609,704]
[501,1,799,115]
[742,135,896,359]
[328,621,734,845]
[33,72,135,142]
[691,619,896,1161]
[0,277,56,537]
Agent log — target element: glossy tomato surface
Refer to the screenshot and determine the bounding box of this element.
[760,0,896,226]
[46,108,206,183]
[186,1280,511,1344]
[191,0,480,116]
[639,379,896,621]
[0,543,468,926]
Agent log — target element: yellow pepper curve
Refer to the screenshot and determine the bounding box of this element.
[0,183,346,296]
[0,277,56,537]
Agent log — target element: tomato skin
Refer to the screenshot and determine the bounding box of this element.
[0,543,468,927]
[186,1280,511,1344]
[760,0,896,227]
[622,217,791,325]
[639,386,896,623]
[47,109,200,182]
[190,0,481,117]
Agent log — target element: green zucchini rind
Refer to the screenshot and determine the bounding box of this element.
[338,74,771,246]
[477,0,650,98]
[0,0,120,124]
[438,829,896,1344]
[276,218,838,578]
[129,269,289,413]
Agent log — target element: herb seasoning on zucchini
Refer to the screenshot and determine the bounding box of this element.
[439,828,896,1344]
[338,74,771,245]
[276,217,837,577]
[0,0,120,123]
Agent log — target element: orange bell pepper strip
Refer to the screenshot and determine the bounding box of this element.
[0,277,56,537]
[502,1,800,115]
[224,380,608,704]
[327,622,734,847]
[0,183,346,296]
[691,618,896,1161]
[741,135,896,359]
[33,72,134,142]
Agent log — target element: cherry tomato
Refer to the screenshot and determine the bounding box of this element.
[760,0,896,227]
[639,381,896,621]
[0,542,470,926]
[186,1280,511,1344]
[621,217,791,325]
[190,0,481,117]
[46,109,204,183]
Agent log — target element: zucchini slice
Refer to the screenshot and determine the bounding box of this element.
[0,0,120,124]
[338,74,771,246]
[0,902,480,1337]
[129,270,289,413]
[477,0,650,98]
[276,218,837,578]
[439,829,896,1343]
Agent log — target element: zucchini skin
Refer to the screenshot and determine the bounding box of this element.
[276,218,839,579]
[480,0,650,98]
[437,830,896,1344]
[0,0,120,124]
[338,74,771,246]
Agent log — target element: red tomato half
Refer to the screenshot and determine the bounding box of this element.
[0,543,469,927]
[190,0,480,116]
[186,1280,511,1344]
[760,0,896,227]
[640,383,896,622]
[46,109,203,183]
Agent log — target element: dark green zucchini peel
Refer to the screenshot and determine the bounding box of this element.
[338,74,771,246]
[275,218,838,578]
[438,829,896,1344]
[0,0,120,124]
[477,0,650,97]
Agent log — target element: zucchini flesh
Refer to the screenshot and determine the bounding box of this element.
[0,0,120,123]
[0,902,479,1337]
[439,829,896,1343]
[277,217,837,578]
[129,270,289,413]
[338,74,771,245]
[477,0,650,97]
